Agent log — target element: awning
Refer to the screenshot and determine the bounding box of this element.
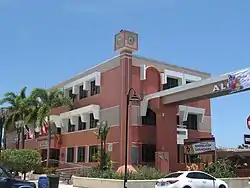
[178,105,205,124]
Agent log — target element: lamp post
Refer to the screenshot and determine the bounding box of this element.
[124,88,141,188]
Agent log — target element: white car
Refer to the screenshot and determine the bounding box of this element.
[155,171,228,188]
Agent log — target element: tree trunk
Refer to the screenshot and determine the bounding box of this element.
[17,129,20,149]
[3,128,6,150]
[46,116,51,167]
[21,126,25,149]
[0,117,3,155]
[100,139,103,169]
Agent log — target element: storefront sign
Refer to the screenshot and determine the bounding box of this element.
[212,83,228,92]
[184,141,216,155]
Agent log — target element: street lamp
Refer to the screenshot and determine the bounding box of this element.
[124,88,141,188]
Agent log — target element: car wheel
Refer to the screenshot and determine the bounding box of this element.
[183,186,191,188]
[219,185,226,188]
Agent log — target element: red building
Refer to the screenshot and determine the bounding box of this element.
[6,30,215,173]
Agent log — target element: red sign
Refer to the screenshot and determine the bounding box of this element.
[247,116,250,130]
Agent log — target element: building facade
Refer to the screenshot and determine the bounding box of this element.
[6,30,214,172]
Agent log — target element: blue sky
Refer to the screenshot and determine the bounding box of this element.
[0,0,249,148]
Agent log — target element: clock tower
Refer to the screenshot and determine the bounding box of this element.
[114,30,138,52]
[114,30,139,166]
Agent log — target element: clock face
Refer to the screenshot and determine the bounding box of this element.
[116,36,123,46]
[128,36,135,45]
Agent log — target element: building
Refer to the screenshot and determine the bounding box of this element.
[6,30,215,173]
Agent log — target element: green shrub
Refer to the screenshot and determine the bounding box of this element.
[129,165,164,180]
[203,158,236,178]
[80,165,164,180]
[0,149,42,179]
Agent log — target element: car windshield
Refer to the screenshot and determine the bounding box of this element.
[164,172,183,178]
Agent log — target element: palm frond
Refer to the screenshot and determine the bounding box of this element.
[0,92,18,106]
[37,104,50,128]
[30,88,48,103]
[20,86,27,99]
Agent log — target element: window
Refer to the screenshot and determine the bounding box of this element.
[141,144,156,162]
[164,172,183,178]
[90,113,98,129]
[67,148,74,163]
[183,114,198,130]
[79,85,88,99]
[177,115,180,125]
[68,119,76,132]
[90,80,100,96]
[177,130,186,135]
[69,88,73,98]
[57,128,61,134]
[78,117,86,130]
[141,108,156,125]
[77,147,85,162]
[163,77,179,90]
[89,145,98,162]
[187,172,215,180]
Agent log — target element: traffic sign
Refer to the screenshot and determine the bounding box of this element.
[244,134,250,145]
[248,116,250,130]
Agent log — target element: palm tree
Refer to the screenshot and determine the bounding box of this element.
[95,121,110,170]
[29,88,72,167]
[0,87,29,149]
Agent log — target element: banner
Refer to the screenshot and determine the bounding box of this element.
[184,141,216,155]
[228,68,250,93]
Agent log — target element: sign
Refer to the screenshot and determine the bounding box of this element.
[228,68,250,93]
[184,141,216,155]
[212,82,228,92]
[247,116,250,130]
[38,140,48,148]
[244,134,250,145]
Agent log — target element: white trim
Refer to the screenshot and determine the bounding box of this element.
[184,73,202,82]
[50,115,61,127]
[140,74,228,116]
[75,145,87,163]
[177,127,188,145]
[62,125,118,135]
[178,105,205,123]
[63,71,101,91]
[140,64,147,80]
[60,105,100,125]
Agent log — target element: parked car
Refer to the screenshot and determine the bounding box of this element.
[155,171,228,188]
[0,165,36,188]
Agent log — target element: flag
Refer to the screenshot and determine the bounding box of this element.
[24,125,34,139]
[39,122,49,136]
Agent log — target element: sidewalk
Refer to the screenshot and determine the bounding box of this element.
[32,181,79,188]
